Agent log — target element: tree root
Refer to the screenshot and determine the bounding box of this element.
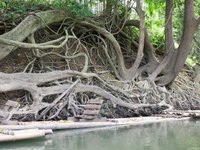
[0,7,199,121]
[0,10,66,60]
[0,70,173,120]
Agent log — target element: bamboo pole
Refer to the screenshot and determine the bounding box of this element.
[0,131,45,142]
[0,117,190,131]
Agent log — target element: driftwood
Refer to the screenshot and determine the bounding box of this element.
[164,110,200,118]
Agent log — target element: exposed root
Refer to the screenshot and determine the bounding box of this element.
[0,8,199,122]
[0,10,66,60]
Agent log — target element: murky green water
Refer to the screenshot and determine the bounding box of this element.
[1,120,200,150]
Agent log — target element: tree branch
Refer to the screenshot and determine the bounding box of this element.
[79,21,127,79]
[125,20,158,64]
[128,0,145,78]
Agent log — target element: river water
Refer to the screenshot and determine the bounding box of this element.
[1,120,200,150]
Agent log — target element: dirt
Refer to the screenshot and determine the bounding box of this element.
[0,48,32,106]
[0,48,31,73]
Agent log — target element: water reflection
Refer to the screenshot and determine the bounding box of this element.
[0,137,50,150]
[1,120,200,150]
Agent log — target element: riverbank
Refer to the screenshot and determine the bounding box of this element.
[0,116,190,131]
[1,119,200,150]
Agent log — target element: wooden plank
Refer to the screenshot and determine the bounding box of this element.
[87,98,103,105]
[3,106,13,112]
[0,110,9,119]
[14,110,36,115]
[83,110,100,116]
[75,115,96,120]
[5,100,20,108]
[0,131,46,142]
[0,100,20,122]
[86,102,102,105]
[3,100,20,112]
[80,105,101,110]
[0,120,19,125]
[81,115,96,120]
[75,98,103,121]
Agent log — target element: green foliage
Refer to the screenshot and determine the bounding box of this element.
[186,57,197,67]
[1,0,30,20]
[144,0,165,52]
[0,0,60,21]
[187,28,200,66]
[0,0,94,21]
[145,0,165,16]
[0,1,6,8]
[1,0,199,62]
[144,0,198,55]
[66,1,93,17]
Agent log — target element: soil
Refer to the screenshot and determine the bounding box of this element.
[0,48,31,73]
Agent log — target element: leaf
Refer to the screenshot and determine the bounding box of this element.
[149,2,155,16]
[0,2,6,8]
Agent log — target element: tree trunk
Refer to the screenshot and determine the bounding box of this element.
[150,0,200,86]
[105,0,113,14]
